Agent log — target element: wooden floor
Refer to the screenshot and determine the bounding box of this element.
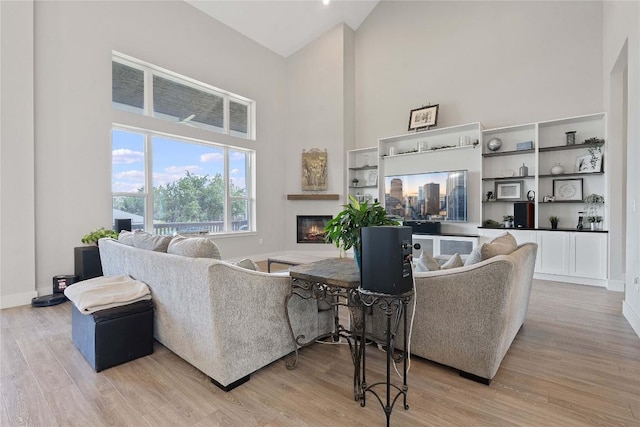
[1,278,639,427]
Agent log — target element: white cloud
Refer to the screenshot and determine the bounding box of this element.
[116,170,144,180]
[164,165,201,174]
[230,151,246,161]
[112,148,144,164]
[231,168,240,175]
[200,152,223,163]
[230,177,246,189]
[113,182,144,193]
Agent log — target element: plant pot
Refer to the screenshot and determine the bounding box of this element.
[551,223,558,230]
[590,223,596,231]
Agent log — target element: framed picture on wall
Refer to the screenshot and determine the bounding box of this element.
[575,153,602,173]
[553,178,583,201]
[367,170,378,186]
[408,104,439,131]
[495,180,523,200]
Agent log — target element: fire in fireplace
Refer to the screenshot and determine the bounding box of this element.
[296,215,332,243]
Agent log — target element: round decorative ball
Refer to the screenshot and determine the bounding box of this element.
[487,137,502,151]
[550,163,565,175]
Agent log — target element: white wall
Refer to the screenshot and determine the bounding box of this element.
[283,24,354,254]
[603,1,640,336]
[1,0,288,304]
[0,0,37,308]
[354,1,603,144]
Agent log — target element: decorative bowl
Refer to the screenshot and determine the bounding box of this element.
[487,137,502,152]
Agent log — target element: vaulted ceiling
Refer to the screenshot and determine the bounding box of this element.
[185,0,379,57]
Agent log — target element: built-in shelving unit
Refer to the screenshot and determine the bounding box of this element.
[347,147,378,203]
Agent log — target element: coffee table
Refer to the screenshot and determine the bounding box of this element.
[267,253,325,272]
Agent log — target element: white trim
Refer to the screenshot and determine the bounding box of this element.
[533,272,608,288]
[0,290,38,309]
[607,279,625,292]
[622,300,640,338]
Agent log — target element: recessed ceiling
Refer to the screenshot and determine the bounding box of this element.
[186,0,379,58]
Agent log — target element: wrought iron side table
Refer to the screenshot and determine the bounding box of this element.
[359,288,413,427]
[285,257,365,400]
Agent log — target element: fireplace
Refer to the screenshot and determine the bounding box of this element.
[296,215,331,243]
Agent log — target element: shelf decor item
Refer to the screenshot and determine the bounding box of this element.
[486,137,502,152]
[550,163,565,175]
[519,163,528,177]
[549,216,559,229]
[352,178,359,187]
[553,178,583,201]
[566,131,576,145]
[367,170,378,186]
[408,104,439,131]
[503,215,514,228]
[516,140,533,151]
[495,180,523,200]
[575,152,602,173]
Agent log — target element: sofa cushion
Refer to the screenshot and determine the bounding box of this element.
[464,247,482,266]
[480,232,518,260]
[132,232,172,252]
[234,258,260,271]
[441,253,464,269]
[118,230,135,246]
[415,251,441,272]
[168,235,221,259]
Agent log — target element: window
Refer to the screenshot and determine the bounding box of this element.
[111,53,255,235]
[112,128,254,235]
[112,52,254,139]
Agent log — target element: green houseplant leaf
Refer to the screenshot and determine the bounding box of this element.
[324,195,399,253]
[81,227,118,245]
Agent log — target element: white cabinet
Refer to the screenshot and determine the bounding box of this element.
[537,231,571,275]
[570,232,607,279]
[411,234,478,259]
[347,147,378,203]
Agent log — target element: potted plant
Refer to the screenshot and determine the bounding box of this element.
[324,195,399,267]
[549,216,559,229]
[81,227,118,246]
[503,215,514,228]
[351,178,359,187]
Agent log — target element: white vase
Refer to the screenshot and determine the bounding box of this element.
[590,223,596,231]
[550,163,565,175]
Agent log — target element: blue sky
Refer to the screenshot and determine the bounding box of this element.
[112,129,247,193]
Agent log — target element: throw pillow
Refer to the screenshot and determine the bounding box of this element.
[118,230,135,246]
[234,258,260,271]
[132,231,172,252]
[167,235,222,259]
[414,251,441,272]
[480,232,518,261]
[464,247,482,266]
[441,253,463,269]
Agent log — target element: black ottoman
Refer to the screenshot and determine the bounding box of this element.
[71,300,154,372]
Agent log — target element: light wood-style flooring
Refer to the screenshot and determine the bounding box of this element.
[1,277,639,426]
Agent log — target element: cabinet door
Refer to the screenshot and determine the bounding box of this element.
[537,232,570,275]
[570,233,607,279]
[412,235,436,257]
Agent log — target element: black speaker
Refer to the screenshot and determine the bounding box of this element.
[74,246,103,281]
[114,218,132,233]
[514,202,535,228]
[360,226,413,295]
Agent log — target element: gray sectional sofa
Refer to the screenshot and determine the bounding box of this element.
[370,239,538,384]
[98,237,333,390]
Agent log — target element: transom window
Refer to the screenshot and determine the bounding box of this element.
[112,52,254,139]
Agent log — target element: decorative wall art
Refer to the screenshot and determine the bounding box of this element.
[575,153,602,173]
[301,148,328,191]
[408,104,439,131]
[495,181,523,200]
[553,178,583,201]
[367,170,378,186]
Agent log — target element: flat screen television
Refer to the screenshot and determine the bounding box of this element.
[384,170,468,222]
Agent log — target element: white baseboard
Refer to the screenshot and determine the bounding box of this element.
[534,273,608,288]
[607,279,625,292]
[622,300,640,338]
[0,290,38,309]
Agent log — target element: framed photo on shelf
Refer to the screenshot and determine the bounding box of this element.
[366,170,378,186]
[553,178,583,201]
[495,180,523,200]
[408,104,439,131]
[575,153,602,173]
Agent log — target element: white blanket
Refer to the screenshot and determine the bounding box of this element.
[64,275,151,314]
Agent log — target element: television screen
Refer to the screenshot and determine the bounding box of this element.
[384,170,468,222]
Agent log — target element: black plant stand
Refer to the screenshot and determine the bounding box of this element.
[358,289,413,427]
